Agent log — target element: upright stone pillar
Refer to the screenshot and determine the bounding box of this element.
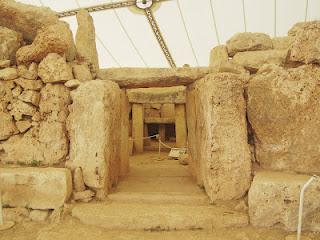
[120,90,129,178]
[175,104,187,148]
[132,104,144,153]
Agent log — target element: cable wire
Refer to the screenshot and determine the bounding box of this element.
[176,0,199,66]
[242,0,247,32]
[111,0,148,67]
[209,0,220,45]
[304,0,309,22]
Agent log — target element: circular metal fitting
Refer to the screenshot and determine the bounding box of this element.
[136,0,153,9]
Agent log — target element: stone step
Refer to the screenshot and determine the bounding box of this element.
[108,191,209,205]
[72,202,248,231]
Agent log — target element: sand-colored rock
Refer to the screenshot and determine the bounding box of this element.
[17,63,38,80]
[72,64,92,81]
[0,68,18,80]
[9,99,37,121]
[248,65,320,174]
[98,67,209,88]
[0,111,18,140]
[161,104,175,118]
[73,190,95,202]
[187,73,251,201]
[67,80,121,198]
[226,32,273,56]
[65,79,81,89]
[288,21,320,64]
[210,61,249,76]
[16,120,32,133]
[39,83,71,122]
[11,85,22,98]
[29,210,49,222]
[18,90,40,106]
[0,81,14,111]
[0,60,11,69]
[16,22,76,65]
[0,168,72,210]
[232,50,287,73]
[3,207,29,223]
[120,90,130,178]
[272,37,294,50]
[209,45,229,67]
[38,53,73,83]
[0,0,59,41]
[249,171,320,231]
[14,78,43,90]
[127,86,186,104]
[76,10,99,75]
[73,167,86,192]
[0,26,22,63]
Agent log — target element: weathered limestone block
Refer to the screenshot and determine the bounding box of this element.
[272,37,294,50]
[76,10,99,75]
[0,81,14,111]
[72,64,93,81]
[14,78,43,90]
[132,104,144,153]
[0,111,18,140]
[0,0,59,41]
[64,79,81,89]
[210,61,249,76]
[288,21,320,64]
[188,73,251,201]
[17,63,38,80]
[0,122,68,165]
[73,190,95,202]
[97,67,209,88]
[232,50,287,73]
[3,207,29,223]
[73,167,86,192]
[0,60,10,69]
[38,53,73,83]
[248,65,320,174]
[249,171,320,231]
[226,32,273,56]
[288,21,317,37]
[16,22,76,65]
[0,27,22,63]
[0,68,18,80]
[18,90,40,106]
[15,120,32,133]
[12,85,22,98]
[161,104,175,118]
[175,104,187,148]
[39,83,71,122]
[0,168,72,210]
[67,80,121,197]
[209,45,229,67]
[9,99,37,121]
[29,210,49,222]
[127,86,186,104]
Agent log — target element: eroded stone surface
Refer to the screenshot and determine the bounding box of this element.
[0,26,22,64]
[272,37,294,50]
[248,64,320,174]
[0,0,59,41]
[67,80,121,198]
[14,78,43,90]
[16,22,76,64]
[187,73,251,201]
[17,63,38,80]
[232,50,287,73]
[18,90,40,106]
[72,64,92,81]
[226,32,273,56]
[0,111,18,140]
[249,171,320,231]
[288,21,320,64]
[0,168,72,210]
[9,99,37,121]
[209,45,229,67]
[38,53,73,83]
[0,68,18,80]
[76,10,99,76]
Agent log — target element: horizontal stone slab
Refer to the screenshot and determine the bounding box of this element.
[144,117,175,124]
[0,167,72,210]
[249,171,320,231]
[127,86,186,104]
[97,67,209,88]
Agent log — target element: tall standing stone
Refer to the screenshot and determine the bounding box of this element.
[132,104,144,153]
[175,104,187,148]
[76,10,99,77]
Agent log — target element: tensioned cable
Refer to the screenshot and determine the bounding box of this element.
[274,0,277,37]
[242,0,247,32]
[304,0,309,22]
[176,0,199,66]
[209,0,220,45]
[74,0,121,67]
[110,0,148,67]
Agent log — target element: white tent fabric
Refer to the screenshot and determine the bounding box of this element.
[16,0,320,68]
